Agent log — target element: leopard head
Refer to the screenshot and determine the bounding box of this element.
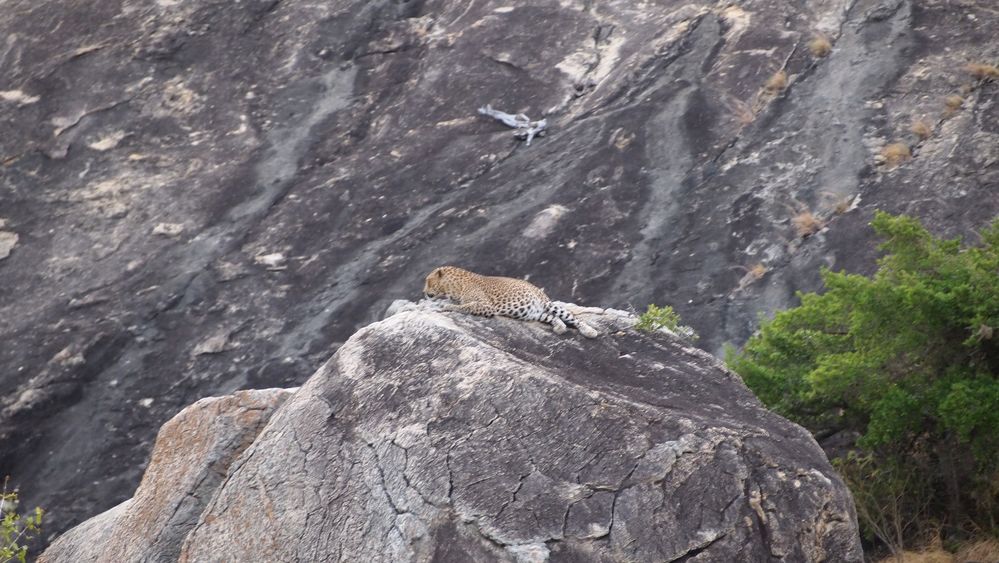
[424,266,460,300]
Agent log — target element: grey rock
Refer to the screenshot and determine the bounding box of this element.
[215,308,862,561]
[2,0,997,547]
[386,298,435,318]
[37,500,133,563]
[39,388,292,563]
[42,307,861,562]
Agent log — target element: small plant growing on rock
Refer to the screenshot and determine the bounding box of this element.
[832,196,854,215]
[944,94,964,116]
[792,210,825,238]
[910,120,932,140]
[1,478,43,563]
[879,142,911,167]
[747,263,767,280]
[821,191,856,216]
[635,304,698,341]
[734,263,769,292]
[808,35,832,57]
[965,62,999,81]
[724,96,756,126]
[764,70,788,92]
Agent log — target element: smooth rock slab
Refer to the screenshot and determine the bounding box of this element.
[39,388,293,563]
[175,307,862,562]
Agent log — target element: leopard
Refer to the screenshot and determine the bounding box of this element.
[423,266,600,338]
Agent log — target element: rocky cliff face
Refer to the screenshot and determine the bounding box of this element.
[2,0,996,545]
[40,307,863,562]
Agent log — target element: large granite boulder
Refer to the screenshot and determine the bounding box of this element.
[42,306,862,562]
[39,388,293,563]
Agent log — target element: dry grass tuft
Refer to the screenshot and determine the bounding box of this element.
[880,142,912,167]
[734,262,769,291]
[725,97,756,126]
[875,538,999,563]
[747,263,767,280]
[875,549,953,563]
[910,120,932,140]
[955,537,999,562]
[808,35,832,57]
[765,70,788,92]
[792,210,825,238]
[944,94,964,115]
[820,191,855,215]
[830,194,855,215]
[966,62,999,80]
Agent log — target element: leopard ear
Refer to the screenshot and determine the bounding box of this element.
[436,268,444,278]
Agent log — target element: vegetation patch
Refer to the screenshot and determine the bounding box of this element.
[729,212,999,556]
[966,63,999,81]
[910,120,932,141]
[764,70,788,92]
[635,304,698,341]
[943,94,964,116]
[1,478,43,563]
[746,263,767,280]
[880,142,912,167]
[808,35,832,57]
[792,209,825,237]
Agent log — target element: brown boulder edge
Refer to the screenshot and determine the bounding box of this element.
[40,388,294,563]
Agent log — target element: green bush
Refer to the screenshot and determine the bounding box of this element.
[728,212,999,550]
[635,304,698,341]
[1,478,42,563]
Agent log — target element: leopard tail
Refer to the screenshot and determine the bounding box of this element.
[542,302,600,338]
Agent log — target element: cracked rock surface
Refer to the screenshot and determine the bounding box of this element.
[46,306,863,562]
[3,0,996,546]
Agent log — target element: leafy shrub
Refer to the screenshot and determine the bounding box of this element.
[728,212,999,549]
[1,478,43,563]
[635,304,698,341]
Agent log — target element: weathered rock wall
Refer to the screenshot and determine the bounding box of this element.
[2,0,996,543]
[41,307,863,562]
